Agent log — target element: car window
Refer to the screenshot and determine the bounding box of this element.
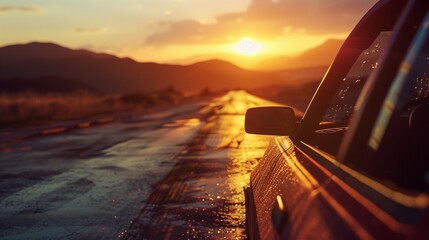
[322,31,392,124]
[307,31,393,155]
[361,15,429,191]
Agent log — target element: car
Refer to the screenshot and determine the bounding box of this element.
[244,0,429,239]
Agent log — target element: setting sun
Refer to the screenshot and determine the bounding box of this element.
[233,38,262,57]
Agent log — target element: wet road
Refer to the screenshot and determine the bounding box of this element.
[0,91,291,239]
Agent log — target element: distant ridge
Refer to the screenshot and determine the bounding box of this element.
[0,42,115,64]
[254,39,344,71]
[1,42,317,94]
[189,59,241,69]
[169,39,344,71]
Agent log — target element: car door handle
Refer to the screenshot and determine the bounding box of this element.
[272,195,289,235]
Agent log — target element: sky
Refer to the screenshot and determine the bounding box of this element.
[0,0,377,64]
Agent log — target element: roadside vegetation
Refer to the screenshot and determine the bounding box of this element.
[0,87,209,128]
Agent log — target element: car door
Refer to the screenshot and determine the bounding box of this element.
[245,0,428,239]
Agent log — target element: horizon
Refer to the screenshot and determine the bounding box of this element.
[1,0,377,65]
[0,38,344,68]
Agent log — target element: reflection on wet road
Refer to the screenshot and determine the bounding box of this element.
[0,91,286,239]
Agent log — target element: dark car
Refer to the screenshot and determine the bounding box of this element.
[244,0,429,239]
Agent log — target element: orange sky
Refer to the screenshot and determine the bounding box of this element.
[0,0,377,64]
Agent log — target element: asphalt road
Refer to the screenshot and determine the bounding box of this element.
[0,90,292,240]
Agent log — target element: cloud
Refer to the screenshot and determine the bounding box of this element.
[144,0,377,46]
[75,27,107,34]
[0,6,40,13]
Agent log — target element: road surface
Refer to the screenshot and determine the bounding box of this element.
[0,91,295,239]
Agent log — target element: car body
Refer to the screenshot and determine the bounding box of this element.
[244,0,429,239]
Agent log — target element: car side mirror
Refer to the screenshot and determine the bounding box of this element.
[245,106,297,136]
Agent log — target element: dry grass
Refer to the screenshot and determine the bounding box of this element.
[0,92,151,127]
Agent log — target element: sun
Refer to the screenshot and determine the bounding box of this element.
[233,38,262,57]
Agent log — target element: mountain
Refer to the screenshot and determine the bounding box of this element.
[1,42,313,94]
[170,39,343,71]
[0,42,113,64]
[170,52,276,70]
[253,39,344,71]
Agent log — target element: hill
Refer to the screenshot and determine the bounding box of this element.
[170,39,343,71]
[171,52,276,70]
[0,42,113,64]
[254,39,344,71]
[0,42,301,94]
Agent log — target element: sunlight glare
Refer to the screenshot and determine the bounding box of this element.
[233,38,262,57]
